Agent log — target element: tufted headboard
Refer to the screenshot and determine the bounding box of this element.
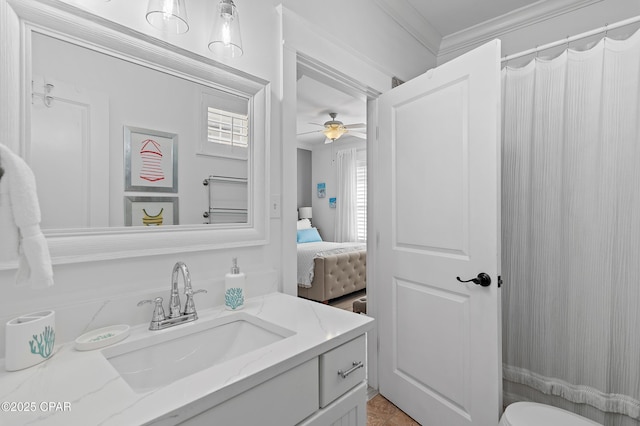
[298,250,366,303]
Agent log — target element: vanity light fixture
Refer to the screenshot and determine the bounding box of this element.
[208,0,243,58]
[146,0,189,35]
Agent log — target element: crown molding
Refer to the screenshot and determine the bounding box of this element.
[372,0,442,56]
[439,0,603,57]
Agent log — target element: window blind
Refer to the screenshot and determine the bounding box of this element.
[207,107,248,148]
[356,160,367,242]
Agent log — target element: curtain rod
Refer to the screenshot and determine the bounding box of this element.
[501,14,640,62]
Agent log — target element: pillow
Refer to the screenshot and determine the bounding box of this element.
[297,227,322,243]
[297,218,312,230]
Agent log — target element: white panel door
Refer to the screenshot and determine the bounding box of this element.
[30,76,109,229]
[377,40,502,426]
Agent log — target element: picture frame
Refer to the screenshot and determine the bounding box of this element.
[329,197,336,208]
[124,196,179,226]
[317,182,326,198]
[124,126,178,192]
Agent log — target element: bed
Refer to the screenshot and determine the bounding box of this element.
[296,221,366,303]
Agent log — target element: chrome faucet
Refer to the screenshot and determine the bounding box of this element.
[138,262,207,330]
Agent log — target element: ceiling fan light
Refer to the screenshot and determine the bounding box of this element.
[323,124,347,141]
[146,0,189,34]
[208,0,243,58]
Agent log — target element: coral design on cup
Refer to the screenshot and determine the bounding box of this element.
[29,325,55,359]
[225,287,244,310]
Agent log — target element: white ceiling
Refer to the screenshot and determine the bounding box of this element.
[296,75,367,146]
[295,0,583,147]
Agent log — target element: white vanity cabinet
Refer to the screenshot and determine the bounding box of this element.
[299,334,367,426]
[179,334,368,426]
[179,358,320,426]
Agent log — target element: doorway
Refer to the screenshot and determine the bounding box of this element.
[291,53,381,390]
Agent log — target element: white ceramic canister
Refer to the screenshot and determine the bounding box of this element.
[5,310,55,371]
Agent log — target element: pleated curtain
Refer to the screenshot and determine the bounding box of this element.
[502,29,640,425]
[335,148,358,242]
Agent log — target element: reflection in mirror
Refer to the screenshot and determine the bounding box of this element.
[30,32,249,230]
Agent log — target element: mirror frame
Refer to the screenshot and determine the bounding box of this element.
[0,0,270,269]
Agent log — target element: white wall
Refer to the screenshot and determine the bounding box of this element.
[311,138,366,242]
[280,0,437,82]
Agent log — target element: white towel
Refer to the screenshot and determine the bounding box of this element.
[0,144,54,288]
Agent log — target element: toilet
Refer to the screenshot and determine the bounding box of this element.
[500,402,603,426]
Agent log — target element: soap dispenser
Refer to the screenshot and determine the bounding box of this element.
[225,257,245,310]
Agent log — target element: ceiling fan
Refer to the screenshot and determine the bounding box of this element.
[299,112,366,143]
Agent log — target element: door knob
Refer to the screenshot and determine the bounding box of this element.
[456,273,491,287]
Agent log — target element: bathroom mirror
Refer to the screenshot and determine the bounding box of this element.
[30,32,252,229]
[0,0,269,266]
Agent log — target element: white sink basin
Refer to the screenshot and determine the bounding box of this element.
[102,312,294,393]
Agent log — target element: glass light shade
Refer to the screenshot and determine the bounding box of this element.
[146,0,189,35]
[323,124,347,141]
[299,207,312,220]
[208,0,243,58]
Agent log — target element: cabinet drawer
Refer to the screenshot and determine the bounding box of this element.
[319,334,366,408]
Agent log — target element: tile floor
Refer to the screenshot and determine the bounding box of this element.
[367,394,420,425]
[327,292,420,425]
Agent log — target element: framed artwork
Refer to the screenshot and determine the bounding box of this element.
[317,182,326,198]
[125,196,179,226]
[124,126,178,192]
[329,197,336,208]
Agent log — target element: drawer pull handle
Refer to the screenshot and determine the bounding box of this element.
[338,361,364,379]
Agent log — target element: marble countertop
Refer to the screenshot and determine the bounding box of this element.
[0,292,374,425]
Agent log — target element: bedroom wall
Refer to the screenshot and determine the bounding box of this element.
[297,148,312,210]
[311,139,366,242]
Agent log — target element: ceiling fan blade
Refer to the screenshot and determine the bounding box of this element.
[348,131,367,140]
[297,129,322,136]
[344,123,366,129]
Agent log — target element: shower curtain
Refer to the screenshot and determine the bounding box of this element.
[502,30,640,425]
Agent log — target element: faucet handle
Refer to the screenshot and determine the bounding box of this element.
[138,297,166,323]
[183,289,207,316]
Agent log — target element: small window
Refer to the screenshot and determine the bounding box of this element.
[207,108,248,148]
[200,91,249,159]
